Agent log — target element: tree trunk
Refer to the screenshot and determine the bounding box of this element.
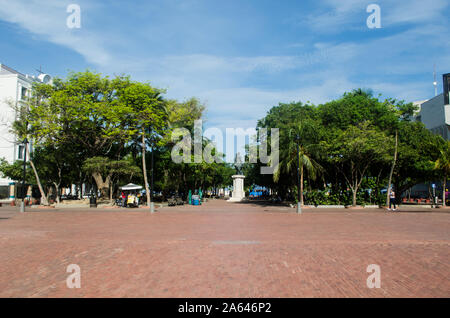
[386,130,398,207]
[47,186,53,203]
[25,144,49,205]
[53,182,61,204]
[92,172,110,198]
[352,188,357,206]
[54,166,63,204]
[300,165,304,206]
[142,131,151,208]
[79,170,83,199]
[375,168,382,203]
[110,182,113,204]
[443,176,447,208]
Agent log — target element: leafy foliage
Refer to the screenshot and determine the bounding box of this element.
[1,71,234,203]
[253,89,443,206]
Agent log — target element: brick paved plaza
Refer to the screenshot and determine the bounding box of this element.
[0,200,449,298]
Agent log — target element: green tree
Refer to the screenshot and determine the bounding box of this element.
[166,98,205,129]
[10,98,49,205]
[26,71,142,196]
[32,145,75,203]
[0,159,34,184]
[325,122,392,206]
[274,122,323,206]
[117,81,168,208]
[393,121,442,198]
[256,102,320,198]
[434,140,450,207]
[29,72,136,157]
[82,157,141,201]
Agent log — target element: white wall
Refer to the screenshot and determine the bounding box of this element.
[0,75,19,163]
[0,71,34,185]
[418,94,449,140]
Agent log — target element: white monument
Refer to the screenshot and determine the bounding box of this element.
[228,175,246,202]
[228,153,246,202]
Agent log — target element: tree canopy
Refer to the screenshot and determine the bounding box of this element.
[252,89,444,206]
[1,71,234,204]
[1,71,444,207]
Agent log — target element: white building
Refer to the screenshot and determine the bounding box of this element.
[415,73,450,140]
[408,73,450,199]
[0,63,52,202]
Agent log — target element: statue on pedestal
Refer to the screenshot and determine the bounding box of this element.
[234,152,244,175]
[228,153,246,202]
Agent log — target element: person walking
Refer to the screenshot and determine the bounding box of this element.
[121,191,126,207]
[389,189,397,211]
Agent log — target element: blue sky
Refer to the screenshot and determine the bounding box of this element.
[0,0,449,133]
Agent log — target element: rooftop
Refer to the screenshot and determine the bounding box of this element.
[0,63,25,77]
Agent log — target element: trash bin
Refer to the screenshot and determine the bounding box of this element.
[192,195,200,206]
[90,196,97,208]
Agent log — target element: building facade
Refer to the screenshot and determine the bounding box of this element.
[0,63,52,202]
[416,73,450,140]
[409,73,450,200]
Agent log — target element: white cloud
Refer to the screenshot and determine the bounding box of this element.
[383,0,449,25]
[0,0,112,66]
[294,0,449,33]
[0,0,448,136]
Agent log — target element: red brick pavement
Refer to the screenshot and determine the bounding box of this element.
[0,200,449,297]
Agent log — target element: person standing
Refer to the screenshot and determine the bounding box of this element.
[389,189,397,211]
[121,191,127,207]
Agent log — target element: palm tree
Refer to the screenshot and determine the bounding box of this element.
[434,140,450,207]
[10,99,49,206]
[139,98,166,210]
[274,125,322,206]
[123,82,167,210]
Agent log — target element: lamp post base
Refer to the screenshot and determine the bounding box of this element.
[297,204,302,214]
[150,202,154,213]
[20,201,25,213]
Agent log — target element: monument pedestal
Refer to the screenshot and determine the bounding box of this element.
[228,175,245,202]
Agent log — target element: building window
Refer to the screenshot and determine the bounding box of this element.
[21,87,27,100]
[18,145,24,159]
[0,185,9,200]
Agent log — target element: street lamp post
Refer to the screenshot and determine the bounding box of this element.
[20,138,28,213]
[295,134,302,214]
